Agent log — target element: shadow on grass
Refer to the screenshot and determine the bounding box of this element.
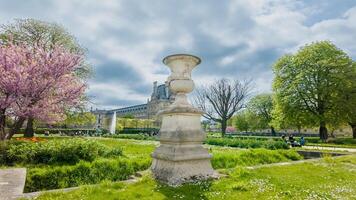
[155,180,213,200]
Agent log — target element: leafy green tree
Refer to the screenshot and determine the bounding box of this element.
[271,100,311,134]
[247,94,276,135]
[234,111,252,133]
[116,117,154,130]
[58,112,96,128]
[338,61,356,138]
[272,41,355,141]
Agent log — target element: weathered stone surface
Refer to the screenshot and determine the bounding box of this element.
[151,159,214,186]
[0,168,26,200]
[151,54,215,186]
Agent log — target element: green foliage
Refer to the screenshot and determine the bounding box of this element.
[57,112,96,128]
[14,128,96,135]
[205,137,289,149]
[305,137,356,145]
[272,41,355,140]
[0,139,122,165]
[35,155,356,200]
[25,158,150,192]
[105,134,289,149]
[116,118,155,130]
[105,134,157,141]
[211,148,302,169]
[247,94,274,131]
[233,111,254,132]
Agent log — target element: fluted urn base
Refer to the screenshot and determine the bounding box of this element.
[151,108,215,186]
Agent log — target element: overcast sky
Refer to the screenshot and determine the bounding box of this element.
[1,0,355,109]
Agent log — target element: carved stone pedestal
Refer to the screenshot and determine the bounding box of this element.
[151,54,215,186]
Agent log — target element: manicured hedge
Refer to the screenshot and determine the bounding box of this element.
[15,128,97,135]
[104,134,157,141]
[103,134,289,149]
[211,149,303,169]
[116,128,159,135]
[205,138,289,149]
[0,139,122,165]
[306,137,356,145]
[25,157,151,192]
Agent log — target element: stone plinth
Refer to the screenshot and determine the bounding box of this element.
[151,54,214,186]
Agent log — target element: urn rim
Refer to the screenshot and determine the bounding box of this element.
[162,54,201,65]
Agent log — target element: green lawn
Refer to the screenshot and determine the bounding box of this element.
[4,136,355,199]
[1,137,303,193]
[34,155,356,200]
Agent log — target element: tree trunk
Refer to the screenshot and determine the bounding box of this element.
[319,121,328,142]
[349,123,356,139]
[0,109,6,141]
[271,126,276,136]
[24,117,35,138]
[221,120,227,137]
[6,117,26,140]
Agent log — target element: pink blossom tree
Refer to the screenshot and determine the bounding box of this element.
[0,43,86,140]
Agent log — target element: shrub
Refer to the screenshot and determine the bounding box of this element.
[107,134,289,149]
[104,134,157,141]
[211,149,302,169]
[16,128,97,136]
[0,139,122,165]
[305,137,356,145]
[205,138,289,150]
[25,158,150,192]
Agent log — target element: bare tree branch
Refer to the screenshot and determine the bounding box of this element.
[193,78,252,136]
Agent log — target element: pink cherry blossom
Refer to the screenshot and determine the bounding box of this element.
[0,42,86,139]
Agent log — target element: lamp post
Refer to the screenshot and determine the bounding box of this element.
[151,54,215,186]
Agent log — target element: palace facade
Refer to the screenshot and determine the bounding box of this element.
[92,81,173,130]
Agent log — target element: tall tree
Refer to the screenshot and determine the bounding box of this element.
[272,41,355,141]
[0,19,91,137]
[0,43,85,140]
[339,61,356,138]
[193,79,251,137]
[247,94,276,135]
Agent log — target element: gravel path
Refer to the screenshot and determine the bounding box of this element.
[302,145,356,153]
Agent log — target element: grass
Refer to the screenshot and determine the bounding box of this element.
[95,138,157,159]
[1,137,156,192]
[33,155,356,200]
[4,136,354,198]
[206,137,289,149]
[1,136,306,192]
[305,143,356,149]
[95,138,303,169]
[22,138,155,192]
[210,147,302,169]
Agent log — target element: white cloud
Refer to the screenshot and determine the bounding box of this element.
[0,0,355,109]
[88,82,148,109]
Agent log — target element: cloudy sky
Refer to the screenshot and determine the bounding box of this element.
[0,0,355,109]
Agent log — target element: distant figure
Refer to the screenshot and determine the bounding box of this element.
[44,130,49,136]
[300,136,305,146]
[289,135,295,143]
[281,134,287,143]
[289,134,301,147]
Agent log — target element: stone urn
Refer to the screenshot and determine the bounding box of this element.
[151,54,215,186]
